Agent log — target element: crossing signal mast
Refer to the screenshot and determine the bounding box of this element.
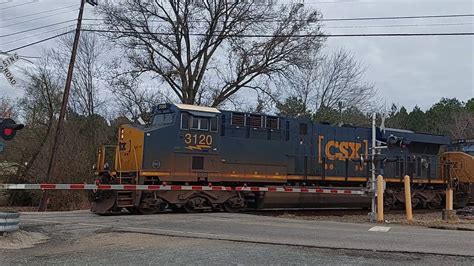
[0,118,24,141]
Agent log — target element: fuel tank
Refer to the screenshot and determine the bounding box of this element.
[258,192,371,209]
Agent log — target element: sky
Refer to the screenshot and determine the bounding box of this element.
[0,0,473,111]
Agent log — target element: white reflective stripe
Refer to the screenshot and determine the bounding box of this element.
[6,184,28,189]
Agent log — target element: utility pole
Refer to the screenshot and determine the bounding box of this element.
[369,113,377,221]
[38,0,95,211]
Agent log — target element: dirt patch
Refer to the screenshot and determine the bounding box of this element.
[0,230,49,249]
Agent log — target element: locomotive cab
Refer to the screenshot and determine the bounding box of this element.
[141,103,222,183]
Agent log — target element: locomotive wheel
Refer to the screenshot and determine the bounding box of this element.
[136,206,160,215]
[170,205,186,213]
[126,207,140,215]
[426,194,442,209]
[223,197,244,213]
[411,197,421,209]
[183,196,209,213]
[136,193,167,215]
[383,192,397,211]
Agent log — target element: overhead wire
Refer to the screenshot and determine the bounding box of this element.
[2,9,79,28]
[1,4,78,22]
[0,19,76,38]
[82,21,474,30]
[4,26,474,54]
[82,13,474,23]
[3,11,474,53]
[2,25,76,45]
[324,22,474,29]
[81,29,474,38]
[4,30,74,53]
[9,12,471,40]
[322,13,474,22]
[0,0,38,11]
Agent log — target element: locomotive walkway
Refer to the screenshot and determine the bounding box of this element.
[8,210,474,257]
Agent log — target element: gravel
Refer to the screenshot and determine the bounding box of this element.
[0,230,49,249]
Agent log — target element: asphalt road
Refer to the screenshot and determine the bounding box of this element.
[1,210,473,264]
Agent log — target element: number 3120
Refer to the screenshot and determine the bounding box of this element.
[184,133,212,146]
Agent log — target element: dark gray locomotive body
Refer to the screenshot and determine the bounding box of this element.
[92,103,464,214]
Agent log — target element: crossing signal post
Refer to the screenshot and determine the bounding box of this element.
[0,118,24,141]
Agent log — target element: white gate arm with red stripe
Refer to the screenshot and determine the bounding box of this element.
[0,183,367,195]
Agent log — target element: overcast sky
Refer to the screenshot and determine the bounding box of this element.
[1,0,473,111]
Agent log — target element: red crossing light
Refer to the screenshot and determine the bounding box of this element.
[3,128,13,136]
[0,118,24,141]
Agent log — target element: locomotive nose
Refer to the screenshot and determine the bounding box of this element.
[117,125,145,172]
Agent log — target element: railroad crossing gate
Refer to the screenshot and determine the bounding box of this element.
[0,183,368,196]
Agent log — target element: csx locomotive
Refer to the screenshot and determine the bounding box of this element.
[91,103,473,214]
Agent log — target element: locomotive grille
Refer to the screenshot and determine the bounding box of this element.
[231,113,245,126]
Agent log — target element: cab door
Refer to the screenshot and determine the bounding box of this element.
[296,122,311,179]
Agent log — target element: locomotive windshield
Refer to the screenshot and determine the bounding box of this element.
[462,144,474,155]
[153,113,174,125]
[449,140,474,156]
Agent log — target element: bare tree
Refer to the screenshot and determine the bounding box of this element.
[0,97,14,118]
[285,48,377,114]
[109,73,166,122]
[53,32,107,116]
[16,55,63,180]
[98,0,324,107]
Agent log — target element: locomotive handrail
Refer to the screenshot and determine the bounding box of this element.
[115,145,123,183]
[132,145,139,180]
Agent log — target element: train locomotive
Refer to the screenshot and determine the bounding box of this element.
[91,103,473,214]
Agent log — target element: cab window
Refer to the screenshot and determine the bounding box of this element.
[153,113,173,125]
[181,113,190,129]
[210,117,218,132]
[181,112,218,132]
[191,117,209,131]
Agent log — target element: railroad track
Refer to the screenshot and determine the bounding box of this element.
[246,208,447,223]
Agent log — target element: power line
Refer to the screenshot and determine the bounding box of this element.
[322,13,474,22]
[2,25,75,45]
[2,9,79,28]
[82,28,474,38]
[1,4,78,22]
[84,21,474,30]
[83,13,474,24]
[0,20,76,38]
[4,22,473,54]
[325,22,474,29]
[4,31,74,53]
[0,0,37,11]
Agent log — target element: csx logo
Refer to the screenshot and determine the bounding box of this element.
[325,140,366,161]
